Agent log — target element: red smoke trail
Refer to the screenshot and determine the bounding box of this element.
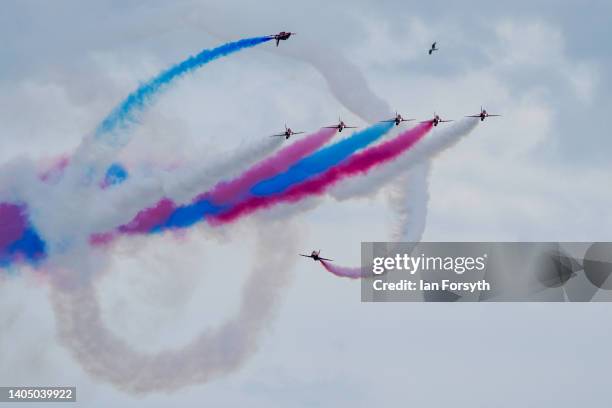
[320,260,366,279]
[210,121,434,225]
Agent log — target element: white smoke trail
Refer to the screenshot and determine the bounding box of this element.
[386,162,431,242]
[335,119,478,241]
[0,157,41,203]
[49,218,297,393]
[330,118,479,203]
[58,132,117,189]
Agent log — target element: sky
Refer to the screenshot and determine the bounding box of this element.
[1,0,611,406]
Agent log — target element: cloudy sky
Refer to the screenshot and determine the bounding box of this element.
[1,0,611,406]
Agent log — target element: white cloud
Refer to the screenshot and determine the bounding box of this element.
[490,19,599,103]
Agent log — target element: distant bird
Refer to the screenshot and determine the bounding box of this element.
[428,42,438,55]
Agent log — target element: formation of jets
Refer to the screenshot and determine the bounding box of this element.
[274,107,501,143]
[299,250,333,262]
[271,124,304,139]
[267,32,502,265]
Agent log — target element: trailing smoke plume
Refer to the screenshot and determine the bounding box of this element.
[320,260,366,279]
[50,219,298,393]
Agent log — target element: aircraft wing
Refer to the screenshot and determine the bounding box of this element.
[323,126,339,129]
[380,119,395,123]
[344,126,358,129]
[293,131,305,135]
[319,257,333,262]
[465,115,481,118]
[402,119,416,122]
[488,114,502,117]
[440,119,454,123]
[270,134,286,137]
[299,254,312,258]
[419,120,433,123]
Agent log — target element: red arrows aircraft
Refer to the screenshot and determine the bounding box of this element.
[380,112,415,126]
[323,118,358,132]
[466,106,502,122]
[271,124,305,140]
[299,250,333,262]
[421,113,453,127]
[269,31,296,47]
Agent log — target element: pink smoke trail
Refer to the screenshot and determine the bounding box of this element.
[0,203,27,249]
[119,198,177,233]
[210,121,434,225]
[39,156,70,183]
[320,260,366,279]
[204,128,337,204]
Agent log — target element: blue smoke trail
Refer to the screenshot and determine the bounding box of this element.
[103,163,128,186]
[0,226,47,268]
[153,201,225,232]
[96,36,272,141]
[251,122,394,196]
